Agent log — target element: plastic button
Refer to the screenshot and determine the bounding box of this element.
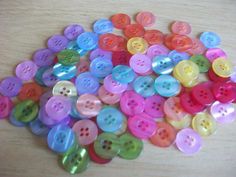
[205,48,227,63]
[0,95,13,119]
[53,63,77,80]
[189,55,210,73]
[29,118,50,136]
[52,80,77,97]
[144,95,165,119]
[76,32,98,50]
[187,38,206,55]
[64,24,84,40]
[212,58,233,78]
[98,85,121,105]
[93,19,113,34]
[15,60,38,81]
[127,37,148,54]
[9,108,27,127]
[212,82,236,103]
[147,44,169,59]
[103,74,127,94]
[110,13,131,29]
[88,143,112,164]
[112,65,135,84]
[152,55,174,75]
[18,82,43,102]
[42,67,59,87]
[144,30,164,45]
[47,34,68,52]
[171,21,191,35]
[133,76,155,98]
[90,57,113,78]
[166,114,192,130]
[66,41,88,57]
[89,48,112,61]
[129,54,151,74]
[207,67,229,82]
[57,49,80,66]
[123,24,145,39]
[33,48,54,67]
[200,32,221,48]
[98,33,119,51]
[112,51,131,66]
[168,50,189,66]
[0,76,22,97]
[135,11,155,27]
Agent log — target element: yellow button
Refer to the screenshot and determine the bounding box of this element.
[127,37,148,54]
[166,114,192,130]
[52,80,77,97]
[212,58,233,78]
[192,112,217,136]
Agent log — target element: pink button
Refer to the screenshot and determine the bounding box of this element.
[77,60,89,74]
[212,82,236,103]
[146,44,169,59]
[187,38,206,55]
[0,96,13,119]
[104,75,128,94]
[210,101,236,124]
[72,119,98,146]
[76,94,102,117]
[15,60,38,81]
[171,21,191,35]
[120,90,145,116]
[98,85,121,105]
[129,54,152,74]
[128,114,157,139]
[205,48,227,63]
[175,128,202,155]
[144,95,165,119]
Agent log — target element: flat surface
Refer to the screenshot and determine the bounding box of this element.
[0,0,236,177]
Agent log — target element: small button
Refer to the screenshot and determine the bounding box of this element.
[29,118,50,136]
[98,85,121,105]
[127,37,148,54]
[207,67,229,82]
[89,48,112,61]
[90,57,113,78]
[47,34,68,52]
[123,24,145,39]
[144,30,164,45]
[166,114,192,130]
[64,24,84,40]
[212,58,233,78]
[42,67,60,87]
[212,82,236,103]
[135,11,155,27]
[57,49,80,66]
[112,65,135,84]
[152,55,174,75]
[150,122,176,148]
[146,44,169,59]
[190,55,211,73]
[0,76,22,97]
[200,32,221,48]
[110,13,131,29]
[103,74,128,94]
[0,95,13,119]
[52,80,77,97]
[76,32,98,50]
[18,82,43,102]
[133,76,155,98]
[15,60,38,81]
[144,95,165,119]
[93,19,113,34]
[205,48,227,63]
[9,108,27,127]
[187,38,206,55]
[171,21,191,35]
[88,143,112,164]
[112,51,132,66]
[33,48,54,67]
[129,54,151,74]
[168,50,190,66]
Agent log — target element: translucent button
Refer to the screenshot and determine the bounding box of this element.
[103,74,127,94]
[212,58,233,78]
[129,54,152,74]
[76,32,98,50]
[127,37,148,54]
[144,95,165,119]
[200,31,221,48]
[112,65,135,84]
[98,85,121,105]
[53,63,77,80]
[133,76,155,98]
[0,76,22,97]
[152,55,174,75]
[15,60,38,81]
[93,19,113,34]
[90,57,113,78]
[52,80,77,97]
[168,50,189,66]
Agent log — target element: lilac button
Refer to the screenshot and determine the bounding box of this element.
[210,101,236,124]
[40,90,52,107]
[0,76,22,97]
[33,48,54,67]
[64,24,84,40]
[129,54,152,74]
[146,44,169,59]
[47,34,68,52]
[42,68,59,87]
[15,60,38,81]
[104,74,128,94]
[175,128,202,155]
[89,48,112,61]
[205,48,227,63]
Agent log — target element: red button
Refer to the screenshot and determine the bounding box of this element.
[144,30,164,45]
[110,13,131,29]
[171,34,193,52]
[212,82,236,103]
[112,51,132,66]
[113,36,127,52]
[18,82,43,102]
[123,24,145,39]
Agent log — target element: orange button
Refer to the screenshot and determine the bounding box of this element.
[18,82,43,102]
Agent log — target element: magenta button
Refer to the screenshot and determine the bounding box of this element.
[205,48,227,63]
[0,96,13,119]
[144,95,165,119]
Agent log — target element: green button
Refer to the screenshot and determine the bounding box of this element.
[190,55,210,73]
[14,100,38,123]
[61,145,89,174]
[94,133,120,159]
[118,133,143,160]
[57,49,80,66]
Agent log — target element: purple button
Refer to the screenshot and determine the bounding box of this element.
[103,74,128,94]
[175,128,202,155]
[40,90,52,107]
[205,48,227,63]
[42,68,59,87]
[146,44,169,59]
[89,48,112,61]
[64,24,84,40]
[210,101,236,124]
[15,60,38,81]
[33,48,54,67]
[47,34,68,52]
[129,54,152,74]
[0,76,22,97]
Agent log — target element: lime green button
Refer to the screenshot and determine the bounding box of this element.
[94,133,120,159]
[14,100,38,123]
[118,133,143,160]
[61,145,89,174]
[57,49,80,66]
[190,55,210,73]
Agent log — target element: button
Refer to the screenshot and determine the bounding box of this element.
[38,106,59,127]
[212,58,233,78]
[187,38,206,55]
[154,75,181,97]
[94,132,120,159]
[98,33,119,51]
[90,57,113,78]
[15,60,38,81]
[18,82,43,102]
[127,37,148,54]
[192,112,217,136]
[47,34,68,52]
[112,51,132,66]
[144,30,164,45]
[146,44,169,59]
[210,101,236,124]
[128,114,157,139]
[171,34,193,52]
[205,48,227,63]
[152,55,174,74]
[171,21,191,35]
[175,128,202,155]
[42,67,60,87]
[88,143,112,164]
[112,65,135,84]
[190,55,211,73]
[33,48,54,67]
[120,90,145,116]
[207,67,229,82]
[0,95,13,119]
[144,95,165,119]
[89,48,112,61]
[61,145,89,174]
[57,49,80,66]
[9,108,27,127]
[110,13,131,29]
[77,59,89,74]
[75,72,100,95]
[53,63,77,80]
[98,85,121,105]
[150,122,176,148]
[135,11,155,27]
[66,40,88,57]
[166,114,192,130]
[52,80,77,97]
[72,119,98,145]
[76,32,98,50]
[93,19,113,34]
[76,94,102,117]
[0,76,22,97]
[118,133,143,159]
[200,32,221,48]
[45,96,71,122]
[29,118,50,136]
[168,50,190,66]
[212,82,236,103]
[64,24,84,40]
[123,24,145,39]
[34,66,49,86]
[103,74,128,94]
[129,54,151,74]
[133,76,155,98]
[13,100,38,123]
[114,116,127,135]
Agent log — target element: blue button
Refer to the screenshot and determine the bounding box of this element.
[199,32,221,48]
[112,65,135,84]
[67,41,88,57]
[152,55,174,75]
[47,124,75,154]
[168,50,190,65]
[9,108,27,127]
[93,19,113,34]
[75,72,100,95]
[154,75,181,97]
[76,32,98,51]
[29,118,50,136]
[34,66,50,86]
[53,63,77,80]
[90,57,113,78]
[97,106,123,132]
[133,76,155,98]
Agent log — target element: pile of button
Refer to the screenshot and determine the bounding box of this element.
[0,11,236,174]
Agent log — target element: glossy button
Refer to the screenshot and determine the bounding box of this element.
[34,66,49,86]
[129,54,151,74]
[152,55,174,74]
[76,32,98,50]
[127,37,148,54]
[212,58,233,78]
[47,34,68,52]
[207,67,229,82]
[147,44,169,59]
[89,48,112,61]
[205,48,227,63]
[0,76,22,97]
[166,114,192,130]
[53,63,77,80]
[123,24,145,39]
[57,49,80,66]
[110,13,131,29]
[168,50,189,65]
[171,21,191,35]
[9,108,27,127]
[112,51,132,66]
[144,30,164,45]
[190,55,210,73]
[200,32,221,48]
[33,48,54,67]
[29,118,50,136]
[93,19,113,34]
[88,143,112,164]
[187,38,206,55]
[98,85,121,105]
[15,60,38,81]
[18,82,43,102]
[0,95,13,119]
[90,57,113,78]
[133,76,155,98]
[112,65,135,84]
[103,74,127,94]
[136,11,155,27]
[52,80,77,97]
[64,24,84,40]
[144,95,165,119]
[42,67,59,87]
[66,41,88,57]
[98,33,119,51]
[212,82,236,103]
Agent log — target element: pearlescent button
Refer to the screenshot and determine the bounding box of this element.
[144,95,165,119]
[90,57,113,78]
[103,74,127,94]
[0,76,22,97]
[133,76,155,98]
[15,60,38,81]
[112,65,135,84]
[146,44,169,59]
[129,54,152,74]
[152,55,174,75]
[53,63,77,80]
[53,81,77,97]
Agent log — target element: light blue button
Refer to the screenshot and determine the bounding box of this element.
[67,41,88,57]
[133,76,155,98]
[90,57,113,78]
[53,63,77,80]
[93,19,114,34]
[168,50,190,65]
[29,118,50,136]
[76,32,98,51]
[152,55,174,75]
[200,32,221,48]
[112,65,135,84]
[34,66,50,86]
[9,108,27,127]
[154,75,181,97]
[97,107,123,132]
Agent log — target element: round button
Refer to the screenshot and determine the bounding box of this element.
[187,38,206,55]
[103,74,127,94]
[129,54,151,74]
[34,66,49,86]
[207,67,229,82]
[66,41,88,57]
[99,33,119,51]
[144,30,164,45]
[42,67,59,87]
[212,58,233,78]
[123,24,145,39]
[64,24,84,40]
[29,118,50,136]
[190,55,211,73]
[88,143,112,164]
[171,21,191,35]
[0,76,22,97]
[200,32,221,48]
[112,51,132,66]
[110,13,131,29]
[53,63,77,80]
[52,80,77,97]
[144,95,165,119]
[57,49,80,66]
[89,48,112,61]
[135,11,155,27]
[0,95,13,119]
[133,76,155,98]
[168,50,190,66]
[146,44,169,59]
[15,60,38,81]
[47,34,68,52]
[93,19,113,34]
[33,48,54,67]
[98,85,121,105]
[18,82,43,102]
[169,34,193,52]
[90,57,113,78]
[127,37,148,54]
[205,48,227,63]
[212,82,236,103]
[76,32,98,50]
[152,55,174,75]
[166,114,192,130]
[9,108,27,127]
[112,65,135,84]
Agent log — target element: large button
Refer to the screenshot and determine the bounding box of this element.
[133,76,155,98]
[152,55,174,74]
[52,80,77,97]
[166,114,192,130]
[144,95,165,119]
[18,82,43,102]
[33,48,54,67]
[146,44,169,59]
[15,60,38,81]
[76,32,98,50]
[127,37,148,54]
[57,49,80,66]
[212,82,236,103]
[47,34,68,52]
[0,95,13,119]
[200,32,221,48]
[29,118,50,136]
[93,19,113,34]
[64,24,84,40]
[98,85,121,105]
[103,74,127,94]
[129,54,152,74]
[53,63,77,80]
[135,11,155,27]
[112,65,135,84]
[88,143,112,164]
[97,106,123,132]
[118,133,143,159]
[205,48,227,63]
[90,57,113,78]
[144,30,164,45]
[168,50,189,66]
[212,58,233,78]
[110,13,131,29]
[112,51,132,66]
[42,67,59,87]
[190,55,211,73]
[89,48,112,61]
[123,24,145,39]
[171,21,191,35]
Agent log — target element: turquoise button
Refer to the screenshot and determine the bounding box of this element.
[34,66,49,86]
[67,41,88,57]
[133,76,155,98]
[112,65,135,84]
[90,57,113,78]
[53,63,77,80]
[152,55,174,75]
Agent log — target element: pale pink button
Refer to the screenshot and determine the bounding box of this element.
[187,38,206,55]
[98,85,121,105]
[144,95,165,119]
[146,44,169,59]
[129,54,152,74]
[15,60,38,81]
[72,119,98,146]
[205,48,227,63]
[103,74,128,94]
